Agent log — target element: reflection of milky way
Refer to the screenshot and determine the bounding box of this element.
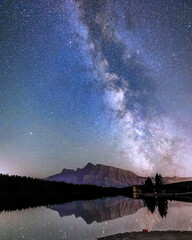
[1,0,192,177]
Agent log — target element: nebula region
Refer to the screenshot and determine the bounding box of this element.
[0,0,192,177]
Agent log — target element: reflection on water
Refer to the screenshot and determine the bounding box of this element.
[49,197,170,223]
[48,196,144,224]
[0,197,192,240]
[144,198,168,217]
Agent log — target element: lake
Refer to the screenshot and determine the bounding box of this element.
[0,196,192,239]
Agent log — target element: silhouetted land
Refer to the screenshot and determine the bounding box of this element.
[0,174,133,212]
[139,180,192,201]
[1,174,192,212]
[140,174,192,194]
[165,181,192,193]
[98,231,192,240]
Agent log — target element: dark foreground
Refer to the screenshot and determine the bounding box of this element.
[1,173,192,213]
[0,173,132,212]
[99,231,192,240]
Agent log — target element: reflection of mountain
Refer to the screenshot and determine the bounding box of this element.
[48,196,144,224]
[46,163,192,188]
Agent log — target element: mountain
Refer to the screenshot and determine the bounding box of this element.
[45,163,145,188]
[45,163,192,188]
[164,176,192,184]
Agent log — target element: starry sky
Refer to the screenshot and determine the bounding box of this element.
[1,0,192,178]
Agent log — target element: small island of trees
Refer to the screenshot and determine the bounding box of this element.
[144,173,164,193]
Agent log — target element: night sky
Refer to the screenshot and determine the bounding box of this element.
[1,0,192,178]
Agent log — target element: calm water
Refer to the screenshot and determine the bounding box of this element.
[0,196,192,240]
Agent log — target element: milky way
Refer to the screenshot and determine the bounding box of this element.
[0,0,192,177]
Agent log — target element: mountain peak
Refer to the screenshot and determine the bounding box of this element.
[45,163,192,188]
[46,163,146,188]
[84,162,95,168]
[79,162,95,171]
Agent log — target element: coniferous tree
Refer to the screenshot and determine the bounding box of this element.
[144,177,154,193]
[155,173,164,193]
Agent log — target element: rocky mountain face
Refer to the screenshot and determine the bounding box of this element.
[164,176,192,184]
[46,163,192,188]
[46,163,145,188]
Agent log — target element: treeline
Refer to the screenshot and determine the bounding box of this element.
[0,174,132,212]
[0,173,133,195]
[143,173,165,193]
[142,173,192,195]
[165,181,192,193]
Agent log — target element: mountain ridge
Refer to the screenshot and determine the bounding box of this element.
[46,163,192,188]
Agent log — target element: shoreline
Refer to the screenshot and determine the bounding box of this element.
[98,231,192,240]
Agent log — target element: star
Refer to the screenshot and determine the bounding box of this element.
[0,0,192,178]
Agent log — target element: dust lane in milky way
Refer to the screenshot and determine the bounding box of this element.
[0,0,192,177]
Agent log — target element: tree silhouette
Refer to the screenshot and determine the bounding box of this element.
[144,177,154,193]
[155,174,164,193]
[158,199,168,217]
[145,198,156,213]
[144,198,168,217]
